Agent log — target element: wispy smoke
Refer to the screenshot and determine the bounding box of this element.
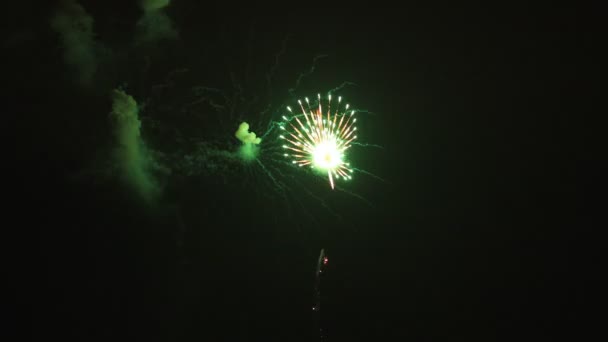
[235,122,262,145]
[136,0,178,44]
[50,0,98,86]
[109,89,163,203]
[235,122,262,162]
[140,0,171,11]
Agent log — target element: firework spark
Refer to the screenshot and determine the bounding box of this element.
[280,94,357,189]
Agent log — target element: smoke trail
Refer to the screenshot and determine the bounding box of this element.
[136,0,178,44]
[313,248,327,341]
[109,88,163,203]
[50,0,98,86]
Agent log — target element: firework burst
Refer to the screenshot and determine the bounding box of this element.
[279,94,357,189]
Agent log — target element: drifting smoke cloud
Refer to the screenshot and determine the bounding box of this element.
[136,0,178,44]
[50,0,98,86]
[140,0,171,11]
[109,89,162,203]
[235,122,262,145]
[235,122,262,162]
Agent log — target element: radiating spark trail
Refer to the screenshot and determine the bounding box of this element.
[280,94,357,189]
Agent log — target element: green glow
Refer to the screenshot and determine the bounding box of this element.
[140,0,170,11]
[50,0,97,86]
[136,0,177,45]
[235,122,262,145]
[235,122,261,162]
[238,143,260,162]
[109,89,160,203]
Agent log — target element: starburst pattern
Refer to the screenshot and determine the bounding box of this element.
[279,94,357,189]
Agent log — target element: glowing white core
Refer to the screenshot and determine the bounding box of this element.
[312,139,342,170]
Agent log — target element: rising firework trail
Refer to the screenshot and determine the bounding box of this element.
[313,248,328,341]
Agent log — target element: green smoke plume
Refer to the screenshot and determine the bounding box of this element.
[140,0,171,11]
[235,122,261,162]
[235,122,262,145]
[136,0,178,44]
[109,89,161,203]
[50,0,98,86]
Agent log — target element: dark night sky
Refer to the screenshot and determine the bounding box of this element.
[4,1,597,341]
